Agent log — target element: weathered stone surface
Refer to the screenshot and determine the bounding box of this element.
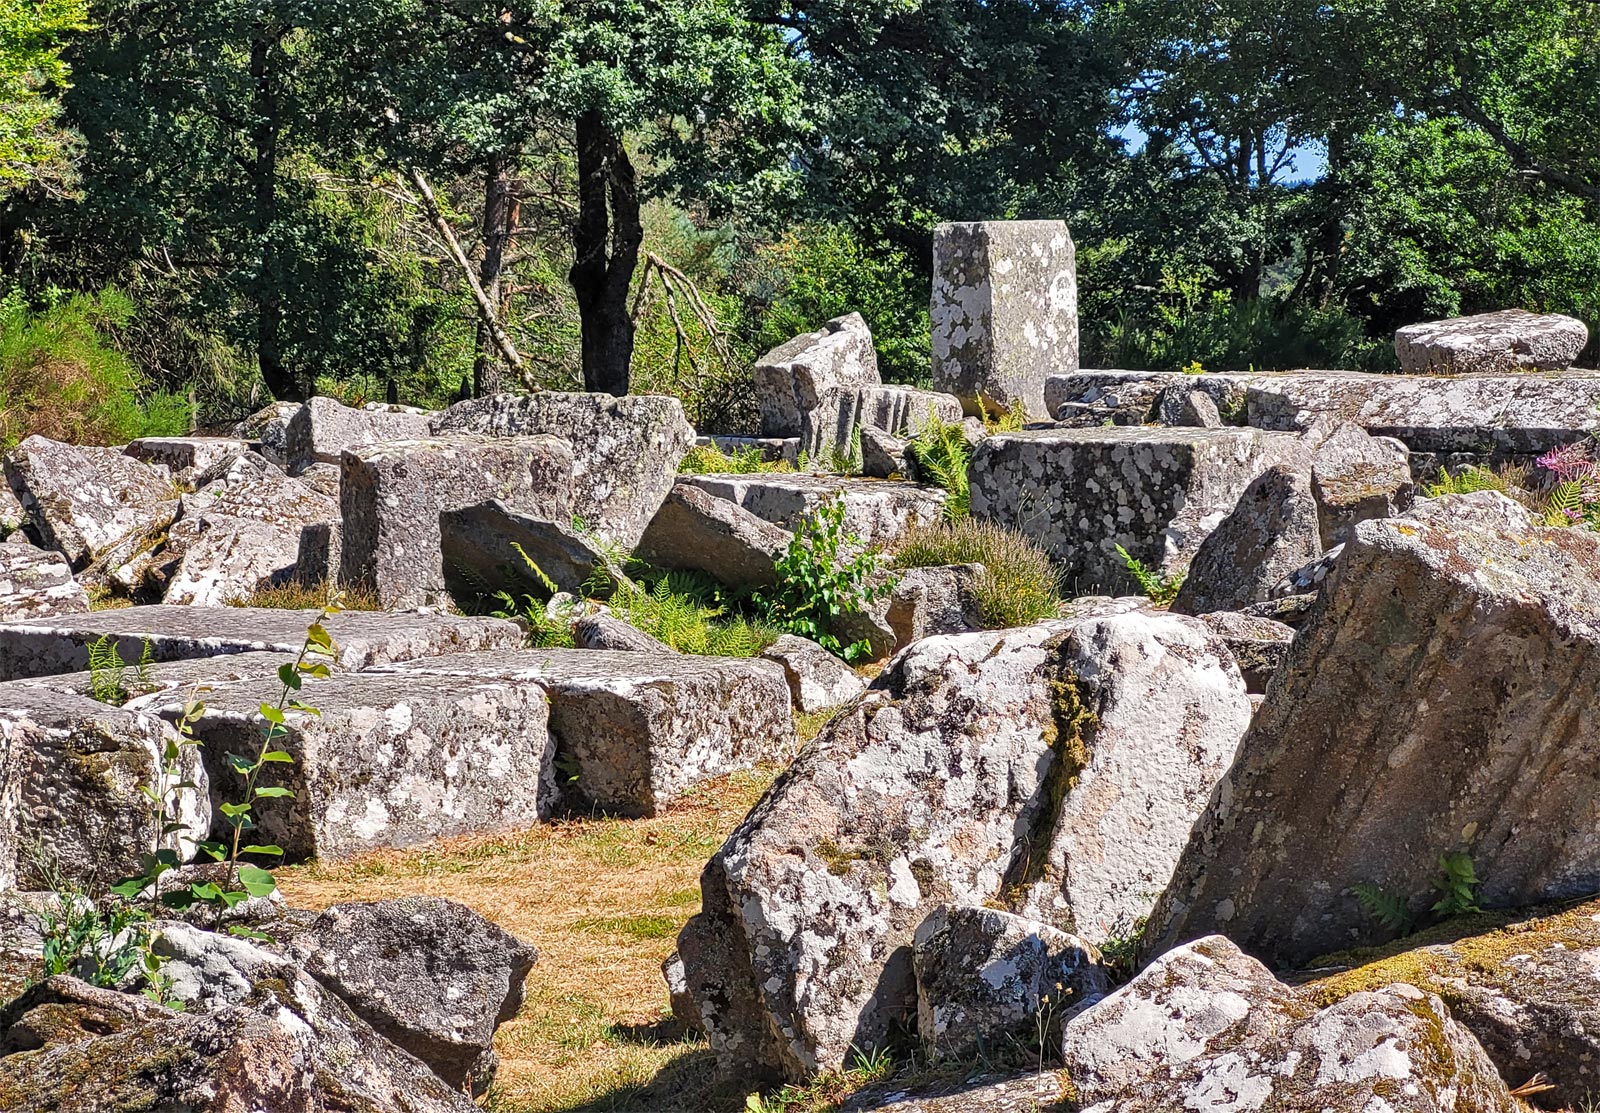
[339,435,574,608]
[1060,935,1515,1112]
[1153,383,1224,428]
[156,513,302,605]
[230,401,300,467]
[181,456,338,529]
[285,396,434,470]
[841,1073,1068,1113]
[0,544,87,620]
[1311,422,1416,548]
[799,385,965,472]
[677,609,1249,1082]
[859,386,964,440]
[885,563,983,647]
[0,484,24,537]
[932,220,1077,420]
[696,435,800,466]
[0,686,208,891]
[1149,492,1600,967]
[573,613,675,653]
[760,633,866,714]
[288,897,537,1093]
[1196,611,1294,695]
[438,499,625,599]
[1044,369,1171,425]
[1171,465,1323,615]
[381,649,796,817]
[636,484,790,591]
[970,426,1302,591]
[755,313,880,438]
[0,605,523,681]
[3,436,178,570]
[913,905,1107,1060]
[5,649,289,699]
[138,669,556,860]
[678,473,945,555]
[663,951,702,1034]
[124,437,245,484]
[296,519,341,586]
[1268,543,1343,599]
[1309,897,1600,1106]
[860,426,910,479]
[1396,308,1588,375]
[430,391,695,547]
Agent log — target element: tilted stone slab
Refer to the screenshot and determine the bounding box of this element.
[1396,308,1588,375]
[932,220,1078,421]
[154,514,304,606]
[430,391,694,547]
[635,484,790,591]
[438,499,619,598]
[1170,464,1323,615]
[339,435,573,608]
[3,435,178,570]
[0,605,523,682]
[676,608,1249,1083]
[136,670,556,860]
[124,437,247,484]
[379,649,796,817]
[1147,492,1600,968]
[231,401,300,468]
[970,425,1303,591]
[755,313,880,439]
[285,397,434,470]
[0,544,88,620]
[676,474,945,555]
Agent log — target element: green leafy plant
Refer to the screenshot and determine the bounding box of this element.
[756,499,893,662]
[1354,853,1483,939]
[825,424,864,476]
[906,415,972,519]
[979,397,1028,434]
[1116,544,1184,608]
[87,634,154,706]
[1423,464,1515,498]
[677,443,794,475]
[609,574,778,656]
[35,890,151,988]
[1353,882,1416,936]
[893,518,1061,628]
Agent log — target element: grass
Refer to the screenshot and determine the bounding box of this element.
[892,518,1062,628]
[228,580,383,611]
[678,443,794,475]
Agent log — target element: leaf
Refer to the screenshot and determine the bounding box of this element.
[305,623,334,652]
[236,864,278,897]
[226,753,255,775]
[253,786,294,799]
[259,750,294,763]
[218,801,252,818]
[259,704,286,725]
[109,877,148,899]
[197,840,227,861]
[298,662,331,679]
[240,844,285,857]
[278,663,302,690]
[189,881,223,901]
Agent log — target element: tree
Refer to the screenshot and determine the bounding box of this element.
[0,0,87,195]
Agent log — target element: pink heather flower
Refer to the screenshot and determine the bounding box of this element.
[1537,441,1594,480]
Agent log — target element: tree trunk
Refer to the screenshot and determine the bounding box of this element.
[249,25,300,401]
[473,151,516,397]
[569,110,642,396]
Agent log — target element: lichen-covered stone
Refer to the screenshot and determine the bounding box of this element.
[155,513,303,605]
[1171,464,1323,615]
[0,686,208,891]
[913,905,1107,1060]
[861,426,910,479]
[287,897,537,1093]
[139,669,556,860]
[755,313,880,439]
[381,649,796,817]
[885,563,983,647]
[230,401,300,467]
[3,435,178,570]
[1152,383,1225,428]
[636,484,791,591]
[339,435,574,608]
[1311,422,1416,548]
[0,544,87,620]
[1195,611,1294,695]
[284,396,434,470]
[677,609,1249,1083]
[678,473,945,555]
[439,498,622,598]
[1396,308,1588,375]
[1044,370,1171,425]
[180,456,338,529]
[0,605,523,682]
[970,426,1303,591]
[799,385,963,471]
[430,391,694,547]
[843,1073,1068,1112]
[760,633,866,714]
[123,437,246,485]
[1060,935,1515,1111]
[573,613,675,653]
[1148,492,1600,967]
[932,220,1077,420]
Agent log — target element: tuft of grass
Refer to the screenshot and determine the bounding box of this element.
[1115,544,1184,608]
[893,518,1061,629]
[679,443,794,475]
[229,580,382,611]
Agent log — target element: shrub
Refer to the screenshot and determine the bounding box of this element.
[906,416,972,518]
[608,574,777,657]
[893,518,1061,628]
[1116,544,1184,608]
[756,499,893,662]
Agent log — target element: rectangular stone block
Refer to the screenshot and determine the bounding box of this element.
[124,437,247,483]
[932,220,1078,420]
[798,385,964,469]
[338,435,573,608]
[676,474,945,554]
[969,426,1303,591]
[0,544,88,620]
[754,313,880,439]
[0,605,523,681]
[285,397,434,470]
[380,649,796,817]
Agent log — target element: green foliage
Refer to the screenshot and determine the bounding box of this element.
[1355,853,1484,940]
[893,518,1062,629]
[905,417,973,519]
[36,890,151,987]
[608,574,777,657]
[1353,883,1416,936]
[1116,544,1185,608]
[678,443,794,475]
[1423,465,1514,498]
[756,499,894,663]
[86,634,153,706]
[0,0,87,193]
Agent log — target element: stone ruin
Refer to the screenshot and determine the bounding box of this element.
[0,219,1598,1108]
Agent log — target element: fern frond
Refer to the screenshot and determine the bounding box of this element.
[1353,883,1415,935]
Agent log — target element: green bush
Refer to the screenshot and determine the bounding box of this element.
[756,498,893,662]
[0,288,191,448]
[893,518,1061,628]
[678,442,794,475]
[609,574,777,657]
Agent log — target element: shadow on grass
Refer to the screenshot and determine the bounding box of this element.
[557,1047,744,1113]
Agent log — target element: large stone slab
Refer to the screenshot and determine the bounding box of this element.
[1171,464,1323,615]
[676,608,1249,1083]
[1148,492,1600,968]
[0,605,523,682]
[932,220,1077,421]
[124,437,247,485]
[796,383,964,470]
[430,392,694,547]
[3,435,178,570]
[339,435,573,608]
[285,397,434,470]
[438,499,623,599]
[379,649,796,817]
[755,313,880,439]
[155,514,302,606]
[0,544,88,620]
[635,484,790,591]
[1396,308,1588,375]
[970,426,1302,591]
[231,401,300,468]
[676,474,945,554]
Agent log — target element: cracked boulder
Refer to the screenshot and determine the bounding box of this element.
[678,473,945,556]
[284,397,433,470]
[0,544,88,620]
[676,607,1249,1083]
[755,313,880,439]
[760,634,866,714]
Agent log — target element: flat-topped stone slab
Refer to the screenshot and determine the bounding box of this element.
[2,649,289,698]
[1395,309,1588,375]
[378,649,795,817]
[676,474,945,554]
[0,544,88,620]
[970,425,1303,591]
[0,606,523,681]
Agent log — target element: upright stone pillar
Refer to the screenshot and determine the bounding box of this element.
[931,220,1078,421]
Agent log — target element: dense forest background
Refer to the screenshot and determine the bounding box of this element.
[4,0,1600,441]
